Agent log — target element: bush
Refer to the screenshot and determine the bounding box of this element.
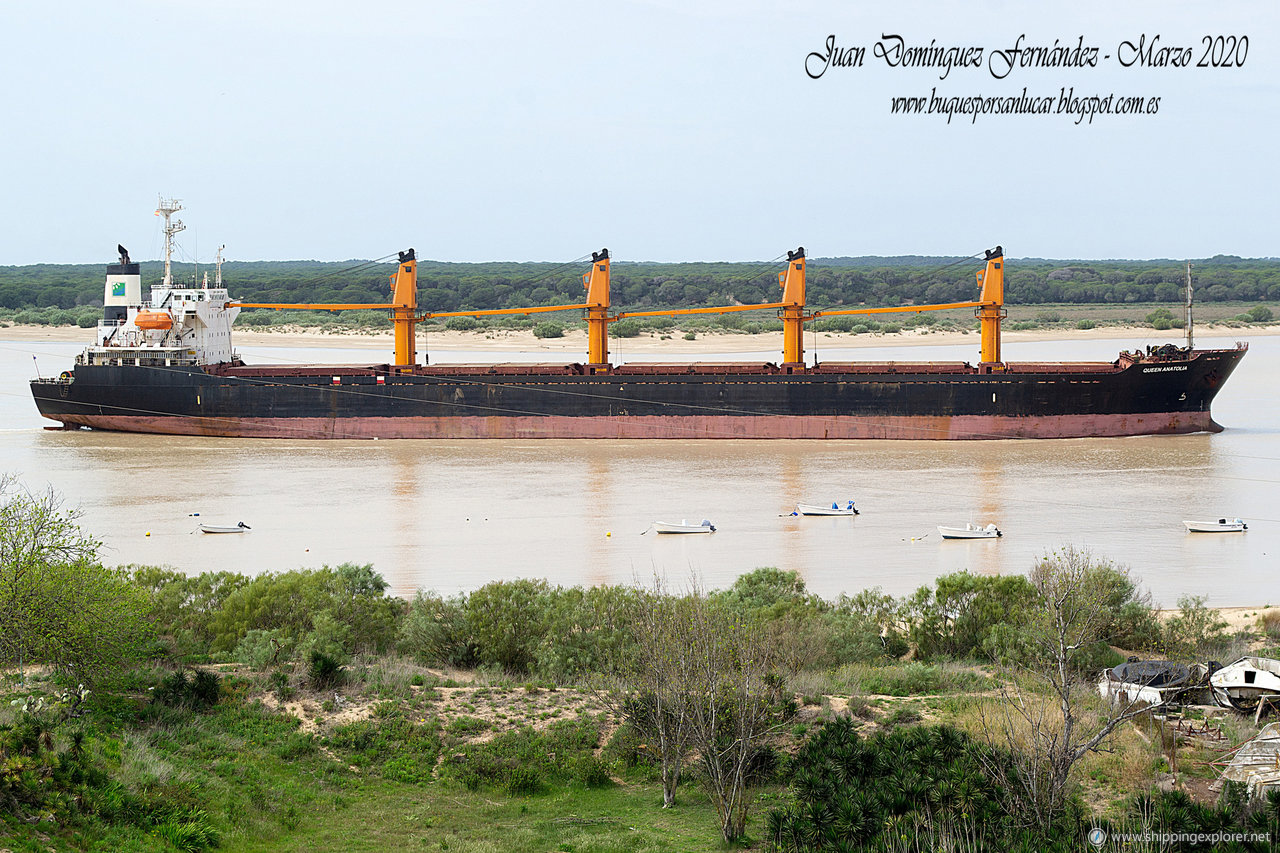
[1163,595,1231,656]
[1146,307,1174,324]
[1075,319,1097,330]
[152,669,221,711]
[1260,610,1280,640]
[609,319,642,338]
[905,572,1039,660]
[532,321,563,338]
[682,331,696,340]
[398,591,476,667]
[768,721,1033,851]
[571,755,612,788]
[308,650,344,689]
[465,579,552,673]
[232,628,293,670]
[445,316,478,331]
[1248,305,1274,322]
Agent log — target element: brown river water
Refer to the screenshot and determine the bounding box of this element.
[2,333,1277,606]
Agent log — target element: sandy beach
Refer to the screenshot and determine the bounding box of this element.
[3,322,1273,354]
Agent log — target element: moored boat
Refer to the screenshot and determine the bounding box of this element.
[652,519,715,534]
[1184,518,1248,533]
[796,501,858,516]
[199,521,251,534]
[938,523,1001,539]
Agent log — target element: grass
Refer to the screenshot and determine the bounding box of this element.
[221,778,732,853]
[795,661,995,698]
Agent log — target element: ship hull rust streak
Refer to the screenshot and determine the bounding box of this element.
[46,411,1220,440]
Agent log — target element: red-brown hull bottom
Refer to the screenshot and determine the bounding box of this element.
[54,411,1223,440]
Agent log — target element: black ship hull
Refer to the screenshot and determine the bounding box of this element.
[29,345,1246,440]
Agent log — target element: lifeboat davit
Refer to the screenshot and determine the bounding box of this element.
[134,311,173,330]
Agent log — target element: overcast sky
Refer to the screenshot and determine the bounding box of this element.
[1,1,1275,264]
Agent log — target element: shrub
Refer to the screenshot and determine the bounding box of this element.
[532,321,563,338]
[1260,610,1280,640]
[398,591,476,667]
[682,331,696,340]
[308,650,344,689]
[905,572,1039,660]
[609,319,642,338]
[768,721,1032,851]
[152,669,221,711]
[1152,317,1172,330]
[465,579,552,673]
[1248,305,1273,322]
[503,765,542,795]
[232,628,293,670]
[1146,307,1174,324]
[571,754,612,788]
[1163,595,1231,656]
[1076,319,1097,330]
[445,316,478,331]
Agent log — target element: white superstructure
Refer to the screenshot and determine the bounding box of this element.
[81,198,239,368]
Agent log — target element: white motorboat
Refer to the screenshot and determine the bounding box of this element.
[1098,660,1195,708]
[653,519,715,534]
[795,501,858,516]
[199,521,251,534]
[937,523,1001,539]
[1184,518,1247,533]
[1210,657,1280,712]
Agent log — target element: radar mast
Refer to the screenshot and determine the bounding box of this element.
[155,196,185,288]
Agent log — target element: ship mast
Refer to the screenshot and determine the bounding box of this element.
[156,196,185,288]
[1185,262,1195,350]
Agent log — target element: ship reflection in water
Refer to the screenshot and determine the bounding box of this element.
[5,336,1277,607]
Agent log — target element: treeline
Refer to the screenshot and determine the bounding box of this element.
[2,254,1279,314]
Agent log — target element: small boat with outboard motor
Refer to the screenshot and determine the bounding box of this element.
[937,522,1002,539]
[795,501,859,516]
[1184,518,1247,533]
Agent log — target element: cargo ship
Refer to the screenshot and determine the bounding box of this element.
[30,202,1246,439]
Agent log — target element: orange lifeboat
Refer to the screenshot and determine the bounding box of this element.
[134,311,173,331]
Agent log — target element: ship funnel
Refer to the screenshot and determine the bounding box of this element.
[104,245,142,323]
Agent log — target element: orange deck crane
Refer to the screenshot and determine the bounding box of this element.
[232,246,1009,371]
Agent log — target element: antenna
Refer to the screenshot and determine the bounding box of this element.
[216,244,225,287]
[155,196,185,288]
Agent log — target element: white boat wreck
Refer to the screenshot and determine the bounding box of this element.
[938,523,1001,539]
[795,501,858,516]
[653,519,715,534]
[1215,723,1280,800]
[1098,660,1197,708]
[1184,517,1248,533]
[199,521,251,534]
[1210,657,1280,712]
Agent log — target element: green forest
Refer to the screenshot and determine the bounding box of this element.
[2,254,1278,316]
